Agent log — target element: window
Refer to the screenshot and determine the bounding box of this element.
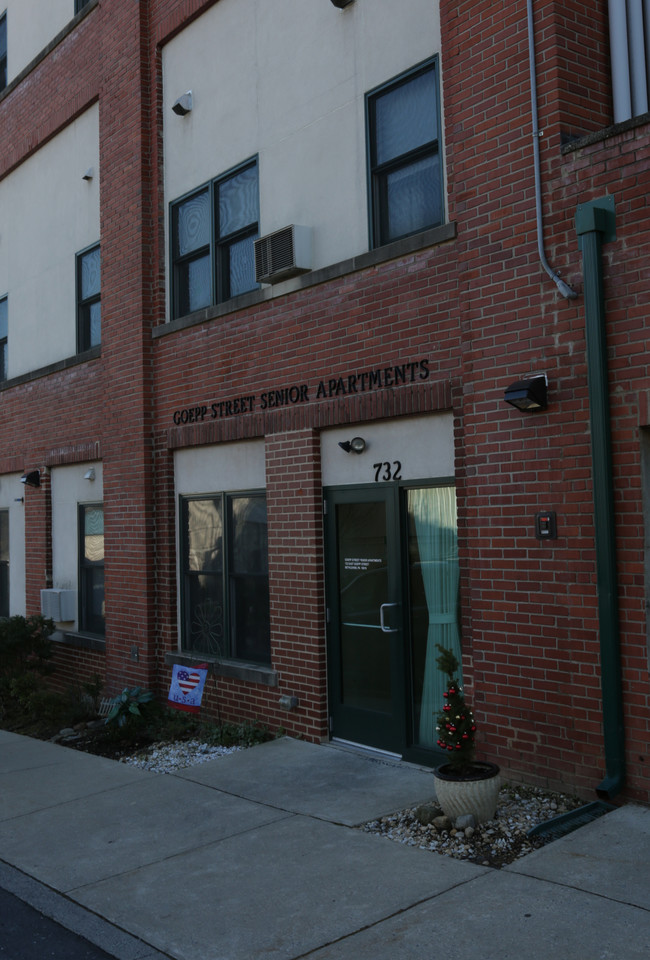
[0,12,6,93]
[180,492,270,663]
[75,0,92,13]
[367,59,442,248]
[0,296,7,381]
[0,510,8,619]
[76,244,101,352]
[171,158,259,319]
[79,503,104,635]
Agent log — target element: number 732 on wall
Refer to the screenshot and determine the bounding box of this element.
[373,461,402,482]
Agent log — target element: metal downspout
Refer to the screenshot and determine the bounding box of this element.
[575,197,625,800]
[527,0,577,299]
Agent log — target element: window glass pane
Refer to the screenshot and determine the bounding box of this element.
[0,341,6,381]
[176,190,210,256]
[0,511,8,619]
[80,504,104,635]
[384,153,441,242]
[0,511,8,563]
[0,567,7,618]
[88,302,101,347]
[186,498,223,573]
[178,254,212,315]
[231,497,268,573]
[230,496,270,663]
[84,506,104,563]
[374,68,437,166]
[186,574,225,656]
[0,15,6,92]
[81,247,101,299]
[406,486,460,749]
[0,298,7,339]
[228,234,257,298]
[87,566,105,619]
[230,574,270,663]
[218,165,258,238]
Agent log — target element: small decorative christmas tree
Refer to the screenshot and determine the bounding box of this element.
[435,643,477,774]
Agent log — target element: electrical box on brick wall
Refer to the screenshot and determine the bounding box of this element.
[535,511,557,540]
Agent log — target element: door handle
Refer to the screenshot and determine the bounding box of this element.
[380,602,399,633]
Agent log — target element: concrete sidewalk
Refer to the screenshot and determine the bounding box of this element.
[1,730,649,960]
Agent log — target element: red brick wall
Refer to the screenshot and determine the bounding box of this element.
[442,0,649,802]
[2,0,649,803]
[556,122,650,801]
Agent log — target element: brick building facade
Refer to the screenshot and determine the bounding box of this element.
[1,0,649,804]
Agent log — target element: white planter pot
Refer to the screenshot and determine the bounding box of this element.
[433,762,501,824]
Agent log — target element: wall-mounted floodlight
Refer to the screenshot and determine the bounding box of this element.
[84,468,96,481]
[82,168,94,181]
[172,91,193,116]
[21,470,41,488]
[338,437,366,454]
[504,375,548,412]
[330,0,355,7]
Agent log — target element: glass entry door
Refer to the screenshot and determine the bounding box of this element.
[325,486,405,754]
[325,483,460,760]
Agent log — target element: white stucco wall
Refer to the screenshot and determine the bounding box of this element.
[2,0,77,85]
[174,440,266,497]
[50,461,103,627]
[163,0,441,314]
[0,104,99,378]
[0,472,26,616]
[321,413,454,487]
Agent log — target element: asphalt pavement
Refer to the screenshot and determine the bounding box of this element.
[0,885,117,960]
[1,730,649,960]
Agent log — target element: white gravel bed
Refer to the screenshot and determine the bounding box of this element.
[362,783,584,868]
[119,739,241,772]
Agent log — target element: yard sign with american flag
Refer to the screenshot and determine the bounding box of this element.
[167,663,208,714]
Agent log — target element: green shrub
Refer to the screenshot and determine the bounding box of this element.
[0,615,56,728]
[198,720,272,748]
[106,686,155,728]
[0,615,55,678]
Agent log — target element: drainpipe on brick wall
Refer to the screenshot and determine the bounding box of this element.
[527,0,578,300]
[575,196,625,801]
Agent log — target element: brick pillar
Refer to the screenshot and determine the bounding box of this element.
[265,430,328,742]
[99,0,157,696]
[152,439,177,699]
[24,467,51,615]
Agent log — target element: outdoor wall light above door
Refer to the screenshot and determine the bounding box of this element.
[338,437,366,454]
[20,470,41,488]
[172,91,193,116]
[504,375,548,412]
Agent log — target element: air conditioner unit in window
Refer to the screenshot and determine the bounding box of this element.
[40,589,77,622]
[254,225,312,284]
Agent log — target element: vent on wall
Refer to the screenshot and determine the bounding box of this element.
[254,225,311,284]
[41,589,77,622]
